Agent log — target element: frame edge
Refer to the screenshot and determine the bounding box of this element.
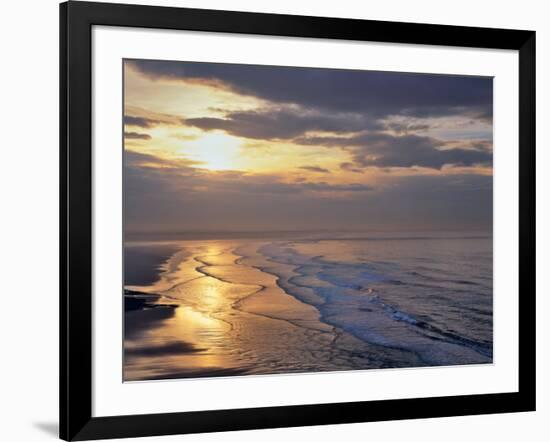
[518,31,536,412]
[60,1,537,440]
[60,2,68,440]
[61,1,95,440]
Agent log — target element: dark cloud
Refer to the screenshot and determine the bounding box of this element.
[127,60,493,172]
[124,150,200,170]
[125,150,160,166]
[299,166,330,173]
[385,121,431,134]
[296,132,492,169]
[125,115,163,128]
[294,135,356,146]
[184,109,379,140]
[350,133,492,169]
[125,131,151,140]
[340,162,364,174]
[128,59,493,122]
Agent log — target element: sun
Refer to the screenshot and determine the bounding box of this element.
[186,132,242,171]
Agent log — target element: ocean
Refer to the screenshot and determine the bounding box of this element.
[124,232,492,381]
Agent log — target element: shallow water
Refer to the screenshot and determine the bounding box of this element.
[124,233,492,381]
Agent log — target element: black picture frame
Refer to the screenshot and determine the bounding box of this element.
[60,1,536,440]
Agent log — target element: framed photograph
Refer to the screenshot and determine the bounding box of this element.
[60,1,536,440]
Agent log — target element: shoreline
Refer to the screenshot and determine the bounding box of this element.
[123,237,492,381]
[123,240,420,381]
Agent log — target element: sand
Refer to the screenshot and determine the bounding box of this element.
[124,240,418,381]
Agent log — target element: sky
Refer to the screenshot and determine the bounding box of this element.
[123,59,493,236]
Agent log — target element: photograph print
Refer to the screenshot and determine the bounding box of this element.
[123,59,493,382]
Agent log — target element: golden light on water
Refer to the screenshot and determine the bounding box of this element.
[124,241,345,381]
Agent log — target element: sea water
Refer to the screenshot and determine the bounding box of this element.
[254,232,492,366]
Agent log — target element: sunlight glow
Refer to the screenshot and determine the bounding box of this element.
[188,133,242,171]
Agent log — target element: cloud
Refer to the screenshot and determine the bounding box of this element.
[299,166,330,173]
[294,135,357,146]
[127,60,493,173]
[124,150,491,233]
[184,108,380,140]
[296,132,492,169]
[351,133,492,169]
[124,115,163,128]
[340,162,364,174]
[467,140,493,152]
[299,182,374,192]
[211,175,374,195]
[124,150,203,174]
[125,150,162,166]
[125,131,151,140]
[123,60,494,233]
[125,150,372,198]
[127,59,493,122]
[385,121,431,134]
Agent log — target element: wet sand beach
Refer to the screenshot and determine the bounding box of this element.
[124,240,420,381]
